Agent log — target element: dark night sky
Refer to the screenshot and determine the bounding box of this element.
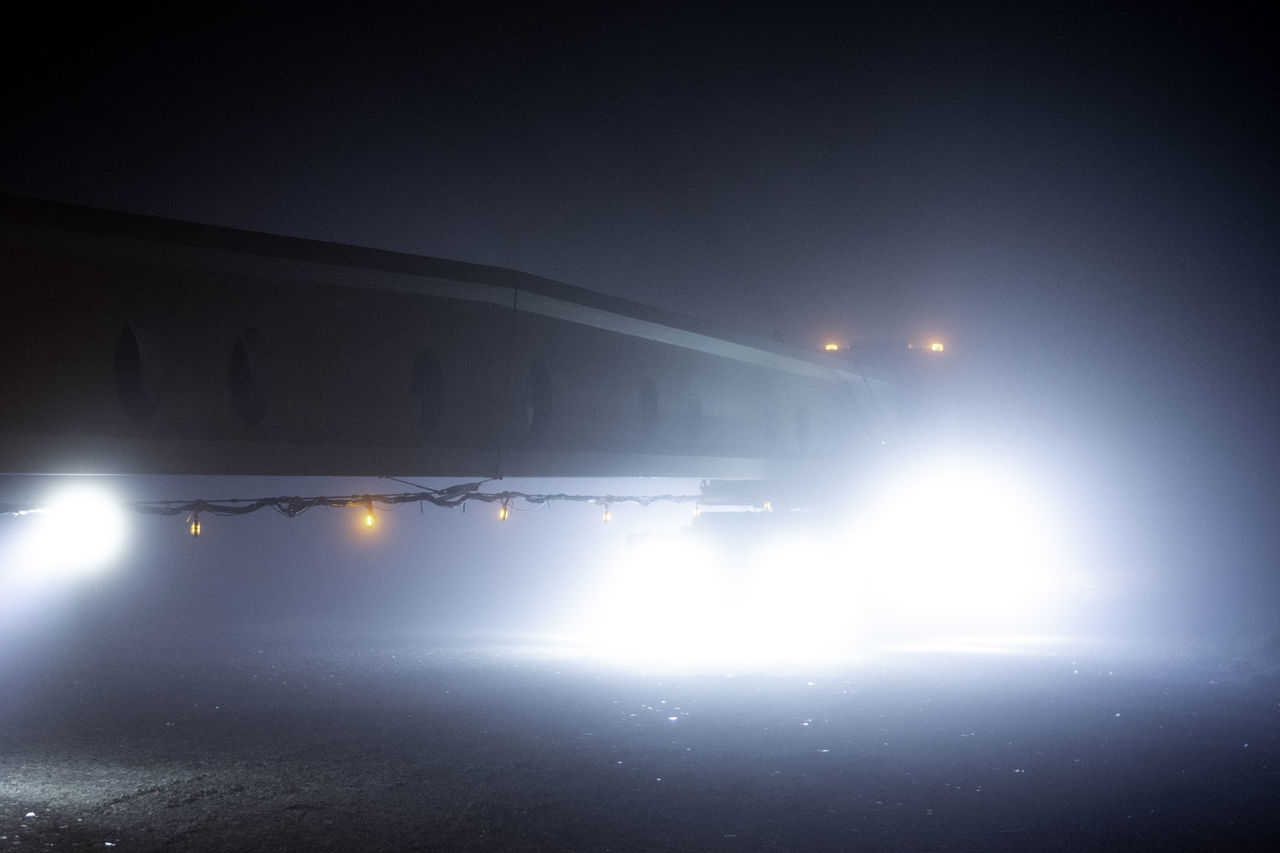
[3,2,1277,630]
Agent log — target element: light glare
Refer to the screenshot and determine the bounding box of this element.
[577,451,1078,668]
[848,453,1067,631]
[24,486,128,577]
[583,531,866,667]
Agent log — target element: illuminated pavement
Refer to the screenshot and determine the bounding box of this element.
[2,627,1278,851]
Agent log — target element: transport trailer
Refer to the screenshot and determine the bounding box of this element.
[0,195,889,486]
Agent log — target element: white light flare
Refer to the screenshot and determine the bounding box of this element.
[576,452,1081,669]
[734,535,866,663]
[581,531,868,668]
[7,485,129,585]
[583,533,735,664]
[848,453,1072,632]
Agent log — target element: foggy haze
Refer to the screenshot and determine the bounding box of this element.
[2,3,1278,849]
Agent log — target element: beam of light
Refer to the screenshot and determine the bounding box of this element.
[1,485,129,644]
[13,485,129,580]
[575,450,1081,669]
[881,634,1090,657]
[846,452,1071,634]
[582,533,734,664]
[733,535,867,662]
[578,531,869,668]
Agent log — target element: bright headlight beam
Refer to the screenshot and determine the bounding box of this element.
[848,453,1069,631]
[577,450,1079,670]
[582,530,868,668]
[584,533,732,662]
[20,485,129,579]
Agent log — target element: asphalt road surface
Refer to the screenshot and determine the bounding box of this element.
[2,625,1278,851]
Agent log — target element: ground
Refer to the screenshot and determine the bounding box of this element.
[2,626,1278,851]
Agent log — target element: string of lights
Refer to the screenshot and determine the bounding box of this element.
[1,480,705,535]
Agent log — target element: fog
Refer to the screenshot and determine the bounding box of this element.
[2,3,1278,847]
